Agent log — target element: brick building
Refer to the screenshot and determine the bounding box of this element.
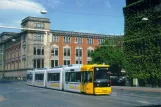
[0,17,122,79]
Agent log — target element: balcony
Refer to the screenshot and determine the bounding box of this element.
[33,55,44,59]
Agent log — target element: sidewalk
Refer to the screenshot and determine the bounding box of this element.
[112,86,161,93]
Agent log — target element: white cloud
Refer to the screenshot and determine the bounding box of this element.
[0,0,46,14]
[0,0,46,33]
[42,0,64,9]
[76,0,84,8]
[105,0,112,8]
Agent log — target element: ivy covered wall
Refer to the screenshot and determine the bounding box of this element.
[123,0,161,87]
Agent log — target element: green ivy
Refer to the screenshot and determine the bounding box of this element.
[124,1,161,86]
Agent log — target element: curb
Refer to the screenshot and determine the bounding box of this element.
[112,86,161,93]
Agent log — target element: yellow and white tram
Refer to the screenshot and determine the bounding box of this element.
[34,68,47,87]
[27,64,112,95]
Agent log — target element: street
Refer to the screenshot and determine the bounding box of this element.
[0,80,161,107]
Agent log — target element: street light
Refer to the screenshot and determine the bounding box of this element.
[142,17,148,21]
[41,10,47,14]
[74,41,81,64]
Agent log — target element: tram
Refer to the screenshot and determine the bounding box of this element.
[27,64,112,95]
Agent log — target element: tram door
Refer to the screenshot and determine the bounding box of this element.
[81,71,93,94]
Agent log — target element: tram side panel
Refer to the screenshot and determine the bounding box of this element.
[63,67,81,93]
[27,70,35,86]
[34,70,46,87]
[46,68,63,90]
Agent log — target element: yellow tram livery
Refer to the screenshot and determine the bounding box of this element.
[27,64,112,95]
[80,64,111,95]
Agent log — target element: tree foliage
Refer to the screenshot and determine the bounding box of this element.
[91,40,125,69]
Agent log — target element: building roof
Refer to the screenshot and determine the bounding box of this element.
[21,16,50,25]
[0,32,18,37]
[51,30,123,38]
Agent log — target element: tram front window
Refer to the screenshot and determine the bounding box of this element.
[94,67,110,87]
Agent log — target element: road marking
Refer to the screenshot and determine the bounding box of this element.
[0,96,6,102]
[137,100,150,104]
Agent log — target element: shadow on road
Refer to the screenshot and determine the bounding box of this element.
[0,79,24,84]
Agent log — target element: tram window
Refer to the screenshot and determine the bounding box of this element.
[81,72,87,83]
[35,74,38,80]
[48,73,60,81]
[87,72,92,82]
[27,74,32,80]
[75,72,81,82]
[65,72,70,82]
[35,74,44,80]
[70,72,75,82]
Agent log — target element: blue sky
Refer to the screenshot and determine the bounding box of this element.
[0,0,125,35]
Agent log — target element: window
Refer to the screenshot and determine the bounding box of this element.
[34,23,44,29]
[52,35,58,42]
[33,59,44,68]
[64,60,70,65]
[87,61,91,64]
[64,48,70,56]
[65,72,70,82]
[51,60,58,67]
[37,48,41,55]
[48,73,60,81]
[75,37,82,44]
[64,36,70,43]
[41,35,44,42]
[87,49,94,57]
[34,34,37,41]
[34,47,44,55]
[42,48,44,55]
[35,74,44,80]
[27,74,32,80]
[37,34,41,41]
[51,48,58,56]
[87,72,92,82]
[98,39,104,45]
[76,49,82,57]
[33,34,44,41]
[37,59,40,68]
[75,72,81,82]
[76,60,82,64]
[70,72,75,82]
[82,72,92,83]
[87,38,93,44]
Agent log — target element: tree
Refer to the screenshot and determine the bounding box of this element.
[91,40,125,73]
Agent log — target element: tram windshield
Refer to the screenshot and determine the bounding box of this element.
[94,67,110,82]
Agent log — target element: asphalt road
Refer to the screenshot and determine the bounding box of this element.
[0,80,161,107]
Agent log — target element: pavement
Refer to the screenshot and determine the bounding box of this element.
[0,80,161,107]
[112,86,161,93]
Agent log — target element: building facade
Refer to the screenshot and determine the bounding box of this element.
[0,17,122,79]
[123,0,161,87]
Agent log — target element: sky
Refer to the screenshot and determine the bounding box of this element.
[0,0,126,35]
